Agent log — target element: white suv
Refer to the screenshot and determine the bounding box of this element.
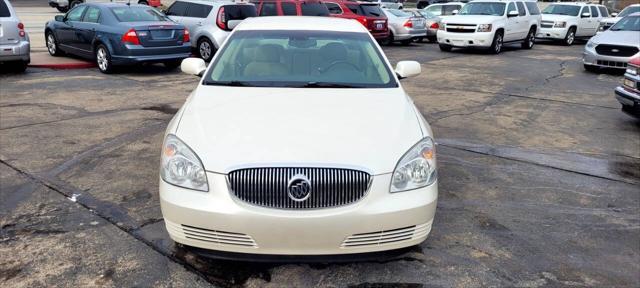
[537,2,608,46]
[166,0,256,62]
[437,0,541,54]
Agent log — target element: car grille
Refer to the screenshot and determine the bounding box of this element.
[445,23,476,33]
[165,221,258,248]
[341,222,431,248]
[541,21,554,28]
[597,60,627,68]
[228,167,371,209]
[595,44,640,57]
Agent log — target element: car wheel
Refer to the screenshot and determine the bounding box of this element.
[56,7,69,13]
[490,31,503,54]
[381,32,394,46]
[163,60,182,70]
[564,28,576,46]
[69,0,82,9]
[95,44,114,74]
[583,64,599,73]
[138,0,149,5]
[521,28,535,49]
[439,44,452,52]
[197,38,215,62]
[46,32,63,56]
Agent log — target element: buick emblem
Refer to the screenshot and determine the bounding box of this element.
[287,174,311,202]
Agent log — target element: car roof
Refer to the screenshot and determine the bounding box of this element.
[235,16,368,32]
[546,2,595,6]
[468,0,537,3]
[172,0,248,6]
[428,2,464,5]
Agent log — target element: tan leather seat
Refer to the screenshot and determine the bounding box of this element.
[243,44,288,78]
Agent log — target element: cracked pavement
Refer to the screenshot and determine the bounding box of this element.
[1,39,639,287]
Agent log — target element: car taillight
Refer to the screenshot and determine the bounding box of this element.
[430,22,439,29]
[404,20,413,28]
[183,28,190,42]
[356,16,368,28]
[17,22,25,37]
[121,28,140,45]
[217,7,226,30]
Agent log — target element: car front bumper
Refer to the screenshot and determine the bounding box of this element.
[0,40,30,63]
[160,172,438,256]
[437,30,493,48]
[537,27,569,40]
[615,86,640,117]
[583,48,639,69]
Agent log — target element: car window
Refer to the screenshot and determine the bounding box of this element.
[618,6,640,18]
[260,2,277,16]
[442,5,459,16]
[459,2,506,16]
[580,6,590,17]
[67,6,87,21]
[300,2,329,16]
[516,2,526,16]
[186,3,213,18]
[325,3,342,14]
[425,5,442,16]
[110,6,167,22]
[224,5,257,21]
[166,1,188,16]
[525,2,540,15]
[597,6,608,17]
[280,2,296,15]
[355,4,383,17]
[589,6,599,17]
[0,0,11,17]
[542,4,580,16]
[387,9,412,17]
[506,2,516,15]
[83,6,101,23]
[205,30,397,88]
[610,15,640,31]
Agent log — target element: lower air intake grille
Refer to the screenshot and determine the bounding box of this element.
[341,222,431,248]
[165,221,258,248]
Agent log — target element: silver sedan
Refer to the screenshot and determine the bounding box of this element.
[381,9,427,45]
[584,13,640,72]
[412,10,441,42]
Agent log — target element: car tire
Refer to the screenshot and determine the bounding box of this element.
[439,44,452,52]
[427,36,437,43]
[564,27,576,46]
[138,0,149,5]
[583,64,599,73]
[490,31,503,54]
[197,38,216,62]
[163,60,182,70]
[69,0,82,9]
[381,32,394,46]
[95,44,114,74]
[521,28,535,49]
[56,7,69,13]
[16,61,28,73]
[46,32,63,56]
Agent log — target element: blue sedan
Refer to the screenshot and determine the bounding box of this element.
[44,3,191,73]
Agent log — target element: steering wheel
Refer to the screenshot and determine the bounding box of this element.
[320,61,361,73]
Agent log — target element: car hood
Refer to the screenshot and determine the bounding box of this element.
[541,14,575,22]
[591,30,640,46]
[442,15,502,25]
[175,86,424,174]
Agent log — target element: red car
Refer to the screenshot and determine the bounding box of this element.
[615,57,640,118]
[324,0,389,41]
[252,0,330,16]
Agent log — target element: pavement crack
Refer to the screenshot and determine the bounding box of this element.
[429,93,510,124]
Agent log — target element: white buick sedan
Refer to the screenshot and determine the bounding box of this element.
[160,16,438,258]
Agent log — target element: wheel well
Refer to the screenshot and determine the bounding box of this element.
[495,28,504,35]
[92,40,106,53]
[569,25,577,31]
[530,25,537,32]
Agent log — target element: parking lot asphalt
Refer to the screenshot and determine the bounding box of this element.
[1,38,639,287]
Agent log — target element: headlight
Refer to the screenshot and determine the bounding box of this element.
[627,65,639,76]
[390,137,437,193]
[161,134,208,192]
[438,23,445,31]
[477,24,492,32]
[586,40,597,49]
[553,21,567,28]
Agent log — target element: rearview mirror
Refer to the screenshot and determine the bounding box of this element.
[611,12,618,17]
[452,9,459,15]
[581,12,591,18]
[507,10,518,17]
[55,15,64,22]
[181,58,207,77]
[395,61,421,79]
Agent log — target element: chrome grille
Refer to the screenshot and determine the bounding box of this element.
[541,21,554,28]
[228,167,371,209]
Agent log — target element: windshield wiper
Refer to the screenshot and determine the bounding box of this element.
[206,80,253,87]
[300,82,363,88]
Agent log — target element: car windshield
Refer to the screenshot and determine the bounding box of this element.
[386,9,412,17]
[204,30,397,88]
[541,5,581,16]
[417,10,436,18]
[458,2,505,16]
[618,6,640,18]
[110,6,167,22]
[610,15,640,31]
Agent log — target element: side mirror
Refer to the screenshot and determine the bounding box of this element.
[507,10,518,17]
[581,12,591,18]
[452,9,459,15]
[395,61,421,79]
[611,12,618,17]
[55,15,64,22]
[181,58,207,77]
